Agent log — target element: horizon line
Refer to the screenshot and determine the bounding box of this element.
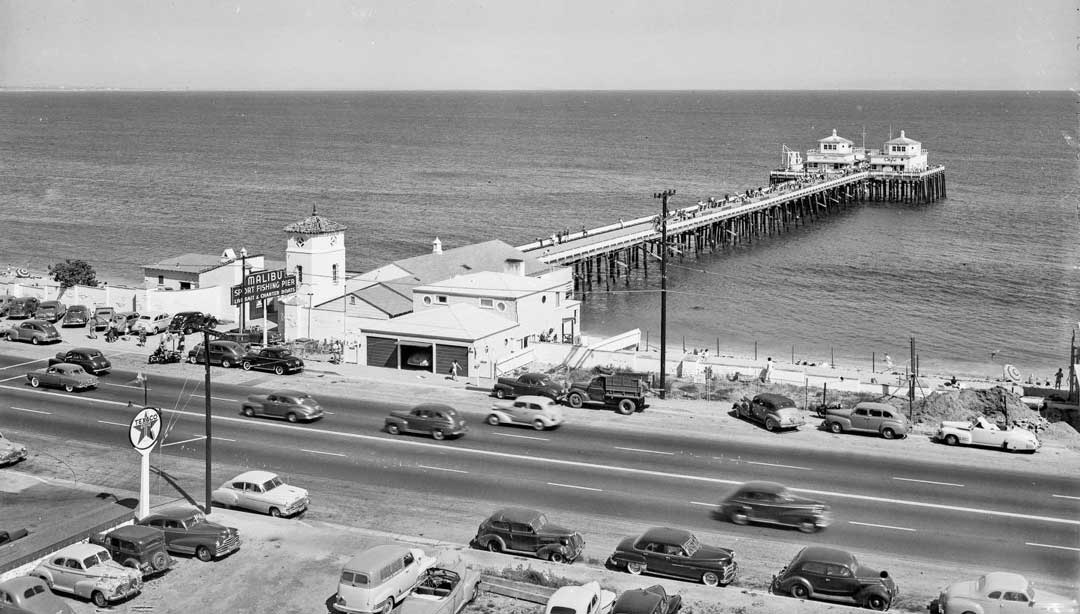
[0,87,1073,94]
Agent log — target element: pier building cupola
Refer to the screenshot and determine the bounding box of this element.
[806,129,856,172]
[284,205,347,299]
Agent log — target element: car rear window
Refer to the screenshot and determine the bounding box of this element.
[341,571,369,586]
[550,608,577,614]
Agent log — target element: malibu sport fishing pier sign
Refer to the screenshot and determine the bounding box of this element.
[231,268,297,305]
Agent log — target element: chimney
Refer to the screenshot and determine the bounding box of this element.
[504,258,524,277]
[432,237,443,255]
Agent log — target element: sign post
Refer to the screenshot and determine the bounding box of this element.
[128,406,162,519]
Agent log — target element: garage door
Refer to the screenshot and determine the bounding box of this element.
[435,344,469,377]
[366,336,399,368]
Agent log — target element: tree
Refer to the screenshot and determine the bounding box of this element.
[48,259,99,289]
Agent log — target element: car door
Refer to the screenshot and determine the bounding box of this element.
[247,482,271,512]
[824,564,859,596]
[850,407,871,432]
[970,422,1002,446]
[508,401,528,424]
[508,522,538,552]
[409,408,432,433]
[263,394,283,418]
[753,492,781,523]
[644,542,677,578]
[41,367,62,388]
[999,591,1032,614]
[796,561,830,594]
[56,558,83,593]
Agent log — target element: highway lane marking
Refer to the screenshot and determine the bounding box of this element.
[893,477,964,487]
[744,460,810,470]
[690,501,713,507]
[0,357,48,370]
[10,406,51,414]
[1026,542,1080,552]
[849,521,916,532]
[301,449,347,457]
[161,436,206,448]
[417,465,468,474]
[0,375,24,383]
[97,420,128,427]
[1051,494,1080,501]
[493,432,549,441]
[101,382,153,391]
[6,385,1076,529]
[547,482,602,492]
[615,446,673,455]
[188,393,238,403]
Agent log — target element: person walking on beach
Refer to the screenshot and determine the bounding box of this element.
[761,357,774,383]
[1055,368,1063,389]
[449,359,461,381]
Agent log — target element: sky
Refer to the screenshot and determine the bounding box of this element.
[0,0,1075,90]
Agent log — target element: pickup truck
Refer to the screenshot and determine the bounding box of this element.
[564,373,649,415]
[491,372,564,400]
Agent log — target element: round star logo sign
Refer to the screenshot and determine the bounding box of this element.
[129,407,162,451]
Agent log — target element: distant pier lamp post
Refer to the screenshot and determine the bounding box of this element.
[654,188,675,399]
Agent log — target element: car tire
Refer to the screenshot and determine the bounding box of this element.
[702,571,720,587]
[242,361,253,371]
[30,377,40,388]
[865,594,889,611]
[533,419,546,431]
[625,561,645,575]
[269,507,281,518]
[188,355,197,364]
[377,598,394,614]
[196,545,213,562]
[274,365,285,375]
[64,384,74,393]
[791,584,809,599]
[286,413,297,423]
[386,423,400,435]
[829,422,843,434]
[486,414,500,426]
[882,427,896,440]
[548,552,566,564]
[91,590,109,608]
[30,336,39,345]
[184,326,194,335]
[616,399,636,415]
[431,429,445,441]
[567,392,584,408]
[243,406,255,417]
[486,539,502,553]
[122,557,140,569]
[765,418,778,432]
[221,358,232,369]
[944,434,959,446]
[730,509,749,525]
[494,388,506,399]
[152,551,168,571]
[798,520,818,534]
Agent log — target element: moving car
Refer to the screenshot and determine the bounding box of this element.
[545,581,615,614]
[934,416,1040,452]
[771,546,897,611]
[929,572,1078,614]
[50,347,111,375]
[607,527,737,587]
[6,320,61,345]
[5,297,39,319]
[35,300,66,323]
[492,372,564,400]
[333,545,437,614]
[30,543,142,607]
[137,506,240,562]
[824,402,909,439]
[0,431,28,466]
[0,576,75,614]
[89,525,173,578]
[487,395,565,430]
[240,346,304,375]
[471,507,585,564]
[187,340,246,368]
[733,393,805,432]
[26,363,98,392]
[132,312,171,334]
[211,470,309,517]
[714,481,831,533]
[397,556,482,614]
[241,390,324,423]
[385,403,468,440]
[61,304,91,327]
[612,585,683,614]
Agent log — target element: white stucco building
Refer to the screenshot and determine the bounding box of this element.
[805,129,858,172]
[869,131,929,173]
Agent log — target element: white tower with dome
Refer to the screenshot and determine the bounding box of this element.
[284,205,347,303]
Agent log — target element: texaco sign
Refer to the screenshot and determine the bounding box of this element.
[129,407,162,452]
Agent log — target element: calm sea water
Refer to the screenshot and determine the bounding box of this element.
[0,91,1076,379]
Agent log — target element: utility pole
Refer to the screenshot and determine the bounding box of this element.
[203,327,212,514]
[239,249,247,334]
[654,189,675,399]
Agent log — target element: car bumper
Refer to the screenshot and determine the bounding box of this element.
[107,579,143,602]
[284,498,309,515]
[216,534,242,556]
[718,561,738,584]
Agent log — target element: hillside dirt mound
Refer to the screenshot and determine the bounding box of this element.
[908,386,1080,447]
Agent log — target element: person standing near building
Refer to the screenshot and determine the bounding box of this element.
[1055,368,1064,389]
[449,359,461,381]
[177,333,186,354]
[761,357,774,383]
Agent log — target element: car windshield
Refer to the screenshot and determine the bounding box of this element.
[184,512,206,528]
[682,533,701,556]
[262,477,284,491]
[83,551,111,568]
[532,513,548,530]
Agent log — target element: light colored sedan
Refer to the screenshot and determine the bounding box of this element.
[132,312,171,334]
[935,416,1040,452]
[0,431,28,466]
[545,581,616,614]
[26,363,98,392]
[488,395,565,430]
[931,572,1078,614]
[211,470,309,517]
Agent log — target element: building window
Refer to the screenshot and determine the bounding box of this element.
[479,298,493,309]
[437,295,448,304]
[157,275,164,285]
[496,302,506,312]
[297,265,303,284]
[521,337,529,349]
[350,296,357,305]
[179,282,191,290]
[332,264,339,284]
[423,296,432,305]
[541,295,547,304]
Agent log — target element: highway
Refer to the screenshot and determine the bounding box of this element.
[1,354,1077,584]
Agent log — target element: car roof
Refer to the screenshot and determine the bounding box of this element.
[549,583,599,608]
[753,393,796,407]
[108,524,163,540]
[412,402,457,413]
[853,402,899,412]
[613,587,662,611]
[0,576,48,591]
[54,542,109,558]
[70,347,100,354]
[980,572,1029,592]
[39,300,62,306]
[271,390,307,397]
[639,527,692,545]
[514,395,556,404]
[490,507,543,524]
[230,470,279,483]
[146,505,201,520]
[343,545,418,574]
[793,546,856,566]
[736,481,787,495]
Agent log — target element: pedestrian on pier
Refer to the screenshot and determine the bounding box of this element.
[551,232,558,245]
[619,218,624,228]
[581,224,587,237]
[1055,368,1063,389]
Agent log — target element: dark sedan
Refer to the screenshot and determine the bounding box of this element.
[714,481,830,533]
[607,527,737,587]
[240,347,304,375]
[50,347,111,375]
[612,584,682,614]
[62,304,91,327]
[36,300,67,323]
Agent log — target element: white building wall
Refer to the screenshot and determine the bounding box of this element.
[286,232,346,303]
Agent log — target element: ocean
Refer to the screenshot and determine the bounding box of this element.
[0,90,1076,379]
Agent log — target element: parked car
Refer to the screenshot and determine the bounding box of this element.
[333,545,437,614]
[35,300,66,323]
[89,525,173,578]
[714,481,830,533]
[241,390,324,423]
[49,347,111,375]
[29,543,142,607]
[240,346,304,375]
[564,372,649,414]
[492,372,564,400]
[488,395,565,430]
[132,312,171,334]
[771,546,897,611]
[929,572,1078,614]
[211,470,309,517]
[824,402,909,439]
[607,527,737,587]
[612,585,683,614]
[545,581,616,614]
[61,304,91,327]
[385,403,468,440]
[91,306,115,331]
[733,393,805,432]
[6,320,61,345]
[136,506,240,562]
[934,416,1040,452]
[26,363,98,392]
[168,311,218,335]
[187,340,246,368]
[111,311,140,334]
[397,556,482,614]
[471,507,585,563]
[0,431,28,466]
[0,296,10,318]
[5,297,39,319]
[0,576,75,614]
[0,529,29,546]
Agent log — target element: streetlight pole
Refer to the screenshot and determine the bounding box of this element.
[654,189,675,399]
[307,292,314,339]
[203,327,212,514]
[239,249,247,334]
